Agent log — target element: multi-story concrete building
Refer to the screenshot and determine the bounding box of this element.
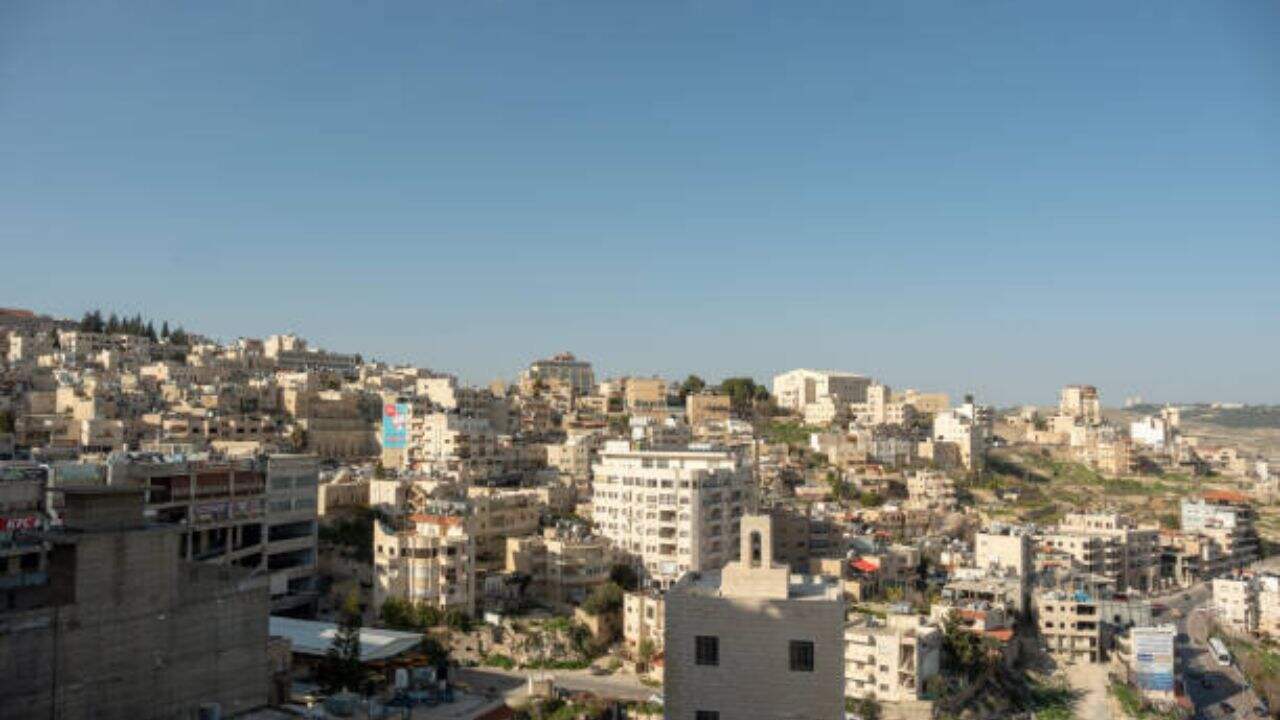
[389,412,503,480]
[1181,492,1260,570]
[1256,575,1280,639]
[623,590,665,657]
[0,463,48,611]
[591,440,751,587]
[373,512,475,616]
[772,369,872,415]
[525,352,594,396]
[844,611,942,704]
[664,515,845,720]
[623,377,669,417]
[1212,577,1257,633]
[1043,512,1160,592]
[505,525,616,607]
[975,525,1034,580]
[264,454,320,613]
[0,486,268,718]
[686,392,731,428]
[1060,385,1102,426]
[930,401,986,471]
[104,454,319,612]
[1036,589,1106,662]
[905,470,956,511]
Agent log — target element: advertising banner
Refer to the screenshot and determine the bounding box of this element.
[382,402,409,449]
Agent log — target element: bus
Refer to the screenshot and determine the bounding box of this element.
[1209,637,1232,666]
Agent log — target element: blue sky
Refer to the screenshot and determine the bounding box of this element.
[2,1,1278,405]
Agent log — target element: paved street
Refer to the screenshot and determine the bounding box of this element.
[1179,604,1265,720]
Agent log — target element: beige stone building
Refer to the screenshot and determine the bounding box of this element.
[373,513,475,616]
[686,392,731,428]
[1041,511,1160,592]
[975,526,1034,579]
[905,470,956,511]
[772,368,871,415]
[505,526,616,607]
[1060,385,1102,425]
[664,515,845,720]
[624,590,666,657]
[623,377,669,417]
[525,352,594,396]
[591,440,751,587]
[1212,577,1256,633]
[844,611,942,704]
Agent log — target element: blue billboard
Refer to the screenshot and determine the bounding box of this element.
[382,402,409,449]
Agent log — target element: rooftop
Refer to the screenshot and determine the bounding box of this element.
[269,616,423,662]
[678,569,842,601]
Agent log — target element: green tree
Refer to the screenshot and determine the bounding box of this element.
[608,563,640,591]
[582,582,624,615]
[444,608,471,632]
[637,638,656,665]
[678,374,707,400]
[845,697,882,720]
[380,597,413,629]
[414,603,442,629]
[940,609,992,679]
[318,591,365,693]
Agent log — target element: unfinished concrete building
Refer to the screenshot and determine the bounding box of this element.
[0,486,269,719]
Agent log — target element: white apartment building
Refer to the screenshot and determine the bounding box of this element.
[373,513,476,616]
[931,403,985,471]
[1212,577,1256,633]
[391,412,503,480]
[591,440,751,587]
[772,369,871,415]
[1257,575,1280,639]
[845,612,942,704]
[664,515,845,720]
[1181,493,1260,570]
[1130,415,1173,450]
[975,525,1034,579]
[624,590,666,657]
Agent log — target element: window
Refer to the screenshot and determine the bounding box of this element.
[695,635,719,666]
[695,712,720,720]
[789,640,815,672]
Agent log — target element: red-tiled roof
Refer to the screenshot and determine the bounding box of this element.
[1204,489,1251,504]
[984,628,1015,642]
[851,558,880,573]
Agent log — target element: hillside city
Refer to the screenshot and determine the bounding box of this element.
[2,305,1279,720]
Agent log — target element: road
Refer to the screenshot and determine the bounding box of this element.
[1162,583,1267,720]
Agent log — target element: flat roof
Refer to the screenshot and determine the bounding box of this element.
[270,616,423,662]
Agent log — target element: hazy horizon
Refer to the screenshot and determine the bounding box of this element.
[4,1,1278,405]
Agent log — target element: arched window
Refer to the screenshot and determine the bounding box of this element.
[750,531,763,567]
